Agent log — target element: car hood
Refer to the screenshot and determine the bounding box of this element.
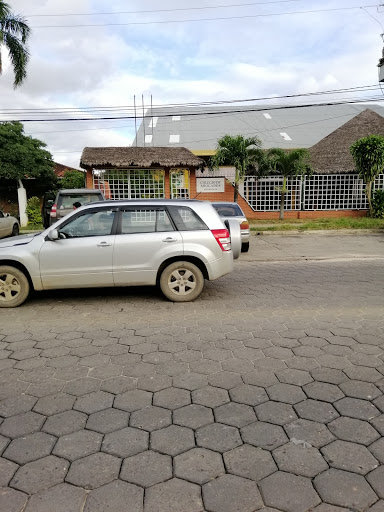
[0,233,41,248]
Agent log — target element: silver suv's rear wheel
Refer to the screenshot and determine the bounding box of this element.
[0,266,30,308]
[160,261,204,302]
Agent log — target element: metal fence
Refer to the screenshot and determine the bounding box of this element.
[243,174,384,212]
[93,169,165,200]
[170,169,190,199]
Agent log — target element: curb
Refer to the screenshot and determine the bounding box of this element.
[251,229,384,236]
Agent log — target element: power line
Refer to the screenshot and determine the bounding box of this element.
[26,0,303,17]
[31,4,381,28]
[13,96,384,123]
[1,84,382,117]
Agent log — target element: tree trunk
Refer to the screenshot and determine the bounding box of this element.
[366,181,373,217]
[279,176,287,220]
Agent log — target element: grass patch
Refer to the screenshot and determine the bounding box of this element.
[250,217,384,232]
[23,224,44,231]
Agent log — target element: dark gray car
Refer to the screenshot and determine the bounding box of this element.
[50,188,105,224]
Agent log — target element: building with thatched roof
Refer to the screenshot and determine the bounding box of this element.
[310,109,384,174]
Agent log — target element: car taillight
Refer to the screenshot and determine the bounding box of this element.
[50,204,57,218]
[240,221,249,230]
[212,229,231,251]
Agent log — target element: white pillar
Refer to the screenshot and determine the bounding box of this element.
[17,180,28,227]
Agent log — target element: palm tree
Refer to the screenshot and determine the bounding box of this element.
[210,135,262,202]
[0,1,30,87]
[265,148,310,220]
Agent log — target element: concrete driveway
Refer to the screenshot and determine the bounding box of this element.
[0,234,384,511]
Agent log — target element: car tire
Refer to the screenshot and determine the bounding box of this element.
[11,224,19,237]
[225,219,241,259]
[0,266,30,308]
[160,261,204,302]
[241,242,250,253]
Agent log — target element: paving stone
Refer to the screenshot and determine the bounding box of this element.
[294,399,339,423]
[203,474,263,512]
[244,338,273,349]
[311,368,348,385]
[153,387,191,410]
[173,372,208,391]
[86,408,129,434]
[255,401,297,425]
[10,455,69,494]
[316,355,351,370]
[339,380,381,400]
[224,444,277,481]
[0,457,18,486]
[366,466,384,500]
[232,347,264,361]
[54,366,89,381]
[0,412,45,439]
[27,379,65,398]
[241,421,289,450]
[286,356,319,371]
[273,441,328,477]
[3,432,56,464]
[276,368,313,386]
[369,438,384,463]
[111,354,141,366]
[175,447,225,484]
[142,351,173,364]
[0,435,10,455]
[84,481,143,512]
[129,406,171,432]
[229,384,268,407]
[100,376,136,395]
[137,375,171,392]
[65,452,121,490]
[214,402,256,427]
[208,371,243,390]
[293,346,324,358]
[226,331,254,341]
[25,483,87,512]
[267,383,306,404]
[343,365,383,383]
[192,386,229,408]
[189,359,222,375]
[285,419,335,448]
[10,348,41,361]
[242,370,279,387]
[88,364,121,380]
[254,357,287,371]
[334,397,380,420]
[371,414,384,435]
[130,343,158,355]
[328,416,380,445]
[311,505,351,512]
[366,500,384,512]
[0,395,37,417]
[46,355,80,368]
[20,367,56,384]
[314,468,378,511]
[151,424,195,455]
[0,380,29,400]
[120,450,172,488]
[102,427,149,458]
[303,382,345,403]
[74,391,114,414]
[53,429,102,461]
[348,353,382,368]
[196,422,242,453]
[0,487,28,512]
[203,348,233,361]
[156,362,189,377]
[144,478,203,512]
[63,377,100,396]
[43,410,87,437]
[173,404,214,430]
[113,389,152,412]
[221,358,254,374]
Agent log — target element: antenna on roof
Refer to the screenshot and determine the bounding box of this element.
[142,94,146,147]
[134,95,138,147]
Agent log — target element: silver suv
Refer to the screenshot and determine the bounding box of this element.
[0,200,240,307]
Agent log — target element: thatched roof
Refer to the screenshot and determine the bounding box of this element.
[80,147,204,170]
[310,109,384,174]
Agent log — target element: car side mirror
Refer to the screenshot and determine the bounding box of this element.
[48,229,59,241]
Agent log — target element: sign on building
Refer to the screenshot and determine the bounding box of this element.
[196,177,225,193]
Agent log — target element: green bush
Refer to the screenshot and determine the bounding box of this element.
[26,196,42,225]
[372,189,384,218]
[61,170,85,189]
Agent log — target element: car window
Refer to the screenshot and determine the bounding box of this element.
[120,209,174,234]
[59,210,115,238]
[168,206,208,231]
[213,204,243,217]
[58,194,102,209]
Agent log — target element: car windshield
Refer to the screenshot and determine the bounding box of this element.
[213,204,243,217]
[58,194,101,209]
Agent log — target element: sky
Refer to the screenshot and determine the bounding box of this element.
[1,0,384,168]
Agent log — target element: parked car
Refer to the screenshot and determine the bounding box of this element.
[0,210,20,239]
[0,199,241,307]
[50,188,105,225]
[211,202,250,252]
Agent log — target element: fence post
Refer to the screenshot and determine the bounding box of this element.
[301,175,306,211]
[17,180,28,227]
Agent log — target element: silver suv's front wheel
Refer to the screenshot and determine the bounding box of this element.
[160,261,204,302]
[0,266,30,308]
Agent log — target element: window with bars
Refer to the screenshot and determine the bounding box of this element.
[170,169,190,199]
[93,169,165,200]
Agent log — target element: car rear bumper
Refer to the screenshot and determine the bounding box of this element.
[241,229,250,243]
[206,251,234,281]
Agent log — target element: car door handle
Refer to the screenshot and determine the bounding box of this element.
[97,242,112,247]
[163,237,178,243]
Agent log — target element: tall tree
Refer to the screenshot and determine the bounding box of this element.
[0,1,30,87]
[264,148,310,220]
[0,121,55,186]
[210,135,262,202]
[350,135,384,217]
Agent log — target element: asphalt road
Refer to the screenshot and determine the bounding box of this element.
[0,234,384,511]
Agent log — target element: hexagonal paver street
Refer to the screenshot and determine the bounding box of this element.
[1,245,384,511]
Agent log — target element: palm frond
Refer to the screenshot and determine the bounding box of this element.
[1,14,30,43]
[3,31,29,87]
